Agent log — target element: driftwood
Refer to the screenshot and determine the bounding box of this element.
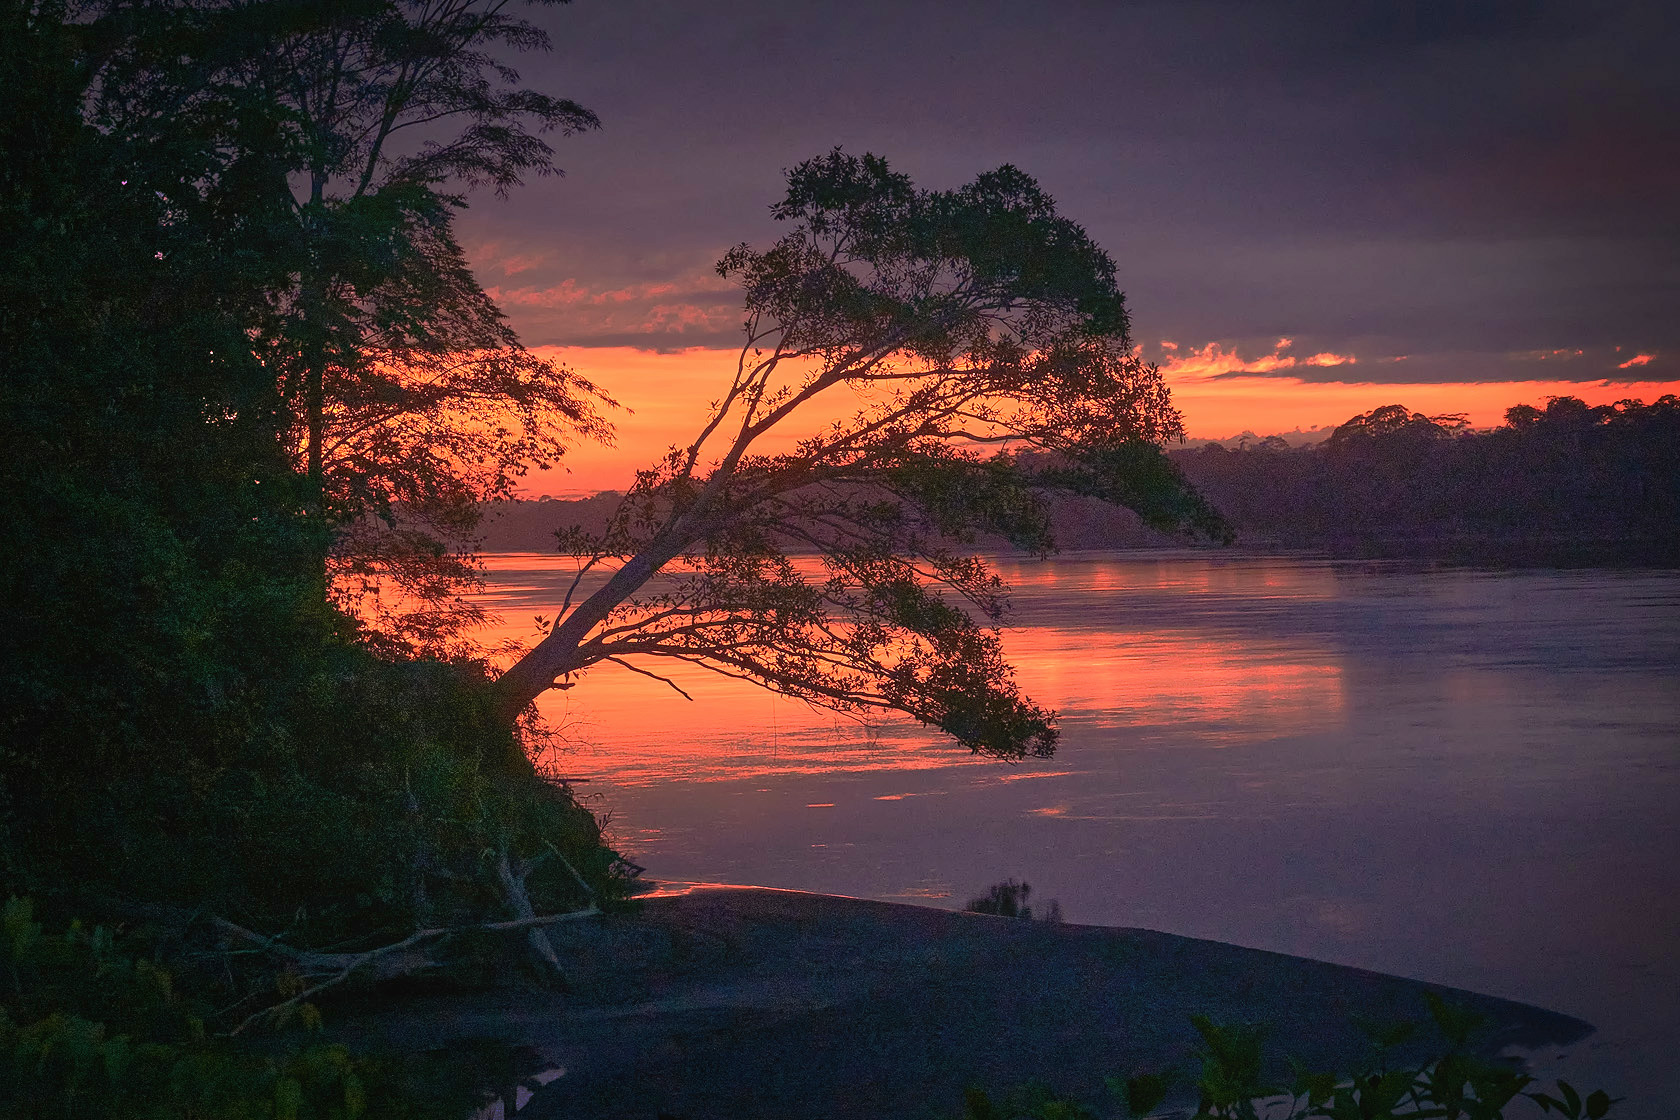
[218,843,602,1034]
[220,906,600,1035]
[81,846,604,1035]
[493,849,573,987]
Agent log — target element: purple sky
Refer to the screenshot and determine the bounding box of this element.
[457,0,1677,391]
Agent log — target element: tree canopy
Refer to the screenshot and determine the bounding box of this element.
[79,0,611,654]
[1325,404,1469,452]
[493,150,1225,756]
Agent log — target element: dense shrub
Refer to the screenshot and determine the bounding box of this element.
[0,897,528,1120]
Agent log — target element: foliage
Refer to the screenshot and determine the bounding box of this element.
[965,878,1061,921]
[0,897,542,1120]
[1176,396,1680,563]
[78,0,610,655]
[494,150,1226,756]
[956,996,1619,1120]
[1324,404,1469,453]
[3,0,321,886]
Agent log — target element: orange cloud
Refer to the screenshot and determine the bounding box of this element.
[1155,337,1356,380]
[1166,374,1680,442]
[483,272,742,343]
[1156,341,1298,378]
[464,240,555,278]
[1618,353,1656,369]
[640,302,740,333]
[489,277,722,309]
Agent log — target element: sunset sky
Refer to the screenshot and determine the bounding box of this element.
[453,1,1679,495]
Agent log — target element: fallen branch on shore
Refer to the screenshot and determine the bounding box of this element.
[219,842,603,1034]
[84,841,606,1036]
[220,904,601,1035]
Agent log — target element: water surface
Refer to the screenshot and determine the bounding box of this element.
[476,552,1680,1112]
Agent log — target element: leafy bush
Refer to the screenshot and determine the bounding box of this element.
[0,897,511,1120]
[967,879,1062,922]
[958,994,1619,1120]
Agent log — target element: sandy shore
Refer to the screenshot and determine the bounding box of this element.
[345,886,1593,1119]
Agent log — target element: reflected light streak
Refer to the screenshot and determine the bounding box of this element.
[472,553,1346,783]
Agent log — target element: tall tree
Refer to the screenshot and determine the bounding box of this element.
[84,0,609,653]
[1,0,330,890]
[492,151,1225,756]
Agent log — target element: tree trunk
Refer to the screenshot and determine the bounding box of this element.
[299,170,331,583]
[490,547,672,722]
[302,171,327,518]
[304,334,324,496]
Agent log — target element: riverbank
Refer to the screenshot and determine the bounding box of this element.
[338,886,1593,1119]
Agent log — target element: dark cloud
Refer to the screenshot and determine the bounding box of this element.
[459,0,1679,383]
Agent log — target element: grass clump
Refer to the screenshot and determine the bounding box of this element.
[967,879,1063,922]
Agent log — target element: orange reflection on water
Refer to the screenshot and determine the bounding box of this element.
[992,550,1343,598]
[995,554,1346,742]
[472,552,1346,784]
[1005,626,1344,741]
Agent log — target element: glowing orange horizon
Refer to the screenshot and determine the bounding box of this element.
[523,344,1678,495]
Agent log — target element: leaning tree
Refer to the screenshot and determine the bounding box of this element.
[493,151,1225,757]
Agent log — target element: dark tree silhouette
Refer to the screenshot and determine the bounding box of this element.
[1324,404,1469,451]
[492,151,1224,756]
[84,0,609,654]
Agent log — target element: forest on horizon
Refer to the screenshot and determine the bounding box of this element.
[480,396,1680,566]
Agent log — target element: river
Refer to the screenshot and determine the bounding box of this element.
[475,551,1680,1113]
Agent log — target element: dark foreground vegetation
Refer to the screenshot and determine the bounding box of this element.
[2,1,630,1113]
[962,996,1617,1120]
[965,877,1062,922]
[1177,400,1680,566]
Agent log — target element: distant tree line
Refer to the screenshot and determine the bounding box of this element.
[483,395,1678,565]
[479,486,1177,553]
[1176,398,1680,564]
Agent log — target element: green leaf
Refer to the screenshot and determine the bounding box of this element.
[275,1075,304,1120]
[3,896,40,961]
[343,1068,367,1117]
[963,1085,1002,1120]
[1423,992,1485,1051]
[1118,1071,1173,1117]
[102,1034,133,1085]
